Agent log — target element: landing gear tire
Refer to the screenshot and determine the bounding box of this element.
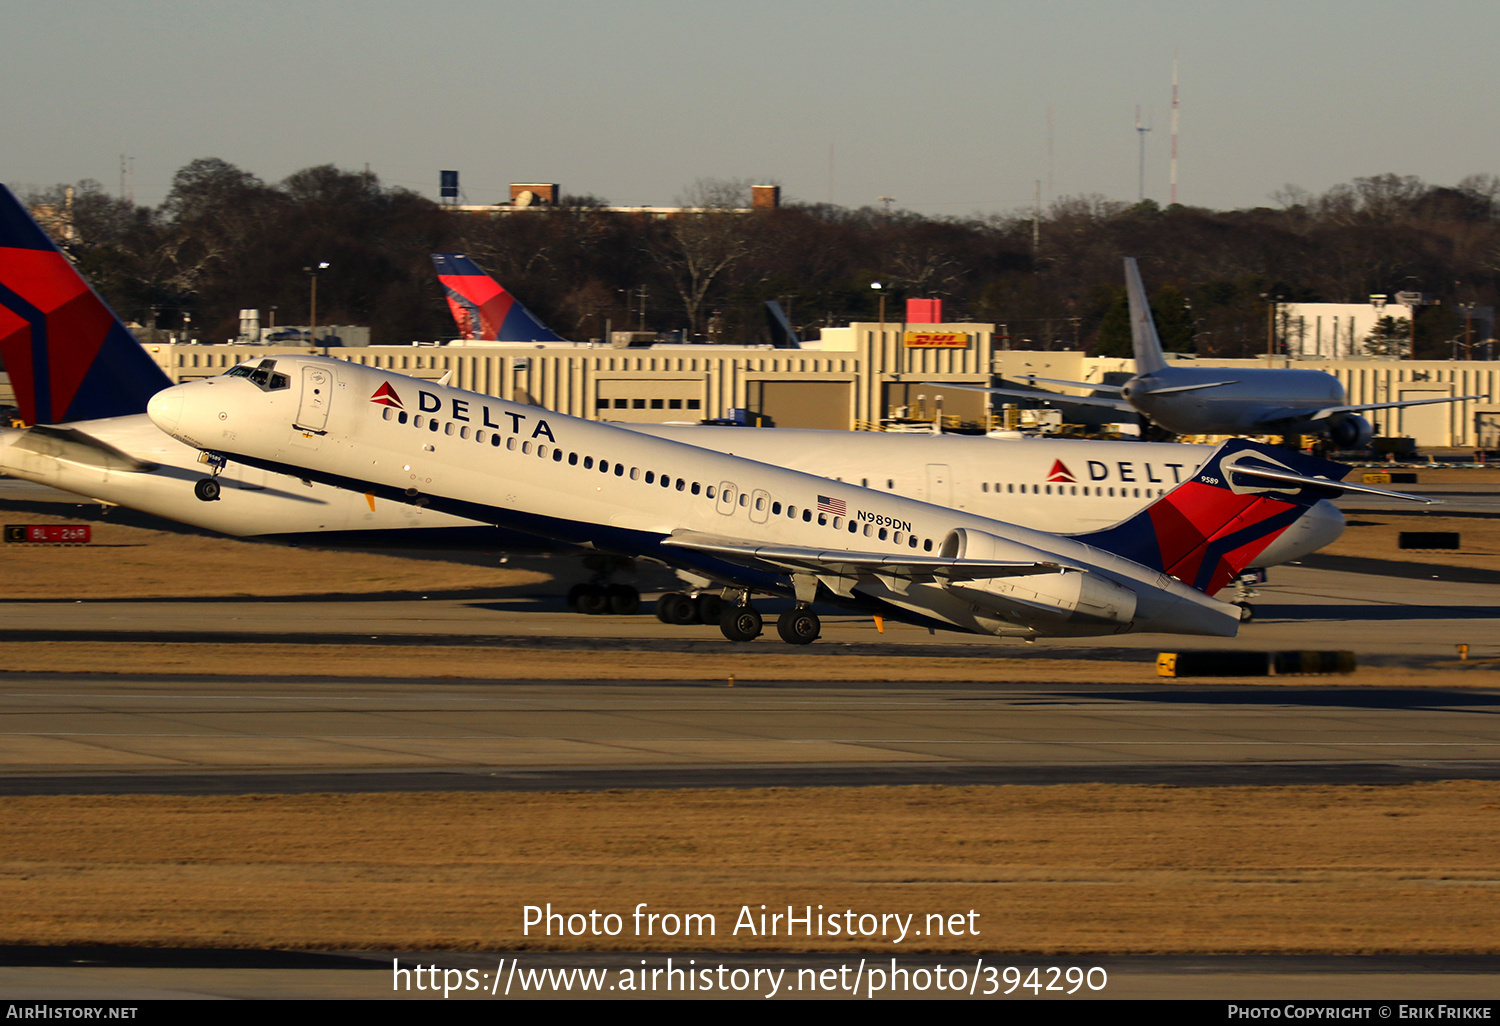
[719,604,763,643]
[658,592,699,625]
[607,584,640,616]
[576,585,610,615]
[194,478,220,502]
[1235,601,1255,623]
[776,608,821,646]
[566,583,589,612]
[696,594,726,625]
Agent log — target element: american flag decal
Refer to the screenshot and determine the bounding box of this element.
[817,495,846,516]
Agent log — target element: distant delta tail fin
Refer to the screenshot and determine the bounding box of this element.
[0,185,172,425]
[764,300,802,349]
[430,254,566,343]
[1077,439,1349,596]
[1124,257,1168,375]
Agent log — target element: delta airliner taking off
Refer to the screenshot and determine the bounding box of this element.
[146,355,1407,646]
[0,190,1347,624]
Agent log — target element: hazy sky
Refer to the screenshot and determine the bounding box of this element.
[4,0,1497,217]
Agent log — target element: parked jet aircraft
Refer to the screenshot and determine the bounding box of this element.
[965,258,1483,447]
[146,354,1406,646]
[0,191,1353,621]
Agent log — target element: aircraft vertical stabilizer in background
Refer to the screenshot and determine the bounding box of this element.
[0,185,172,425]
[431,254,567,343]
[763,300,803,349]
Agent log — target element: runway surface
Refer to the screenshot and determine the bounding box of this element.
[3,667,1500,794]
[3,559,1498,660]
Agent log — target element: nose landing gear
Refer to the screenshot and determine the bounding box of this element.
[193,477,221,502]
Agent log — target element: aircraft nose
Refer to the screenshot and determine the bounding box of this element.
[147,389,184,435]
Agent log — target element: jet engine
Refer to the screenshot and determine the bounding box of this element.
[938,528,1139,629]
[1325,413,1373,449]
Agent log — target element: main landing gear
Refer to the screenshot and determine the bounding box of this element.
[656,591,726,626]
[565,555,641,615]
[567,582,640,615]
[1231,569,1262,623]
[688,597,820,646]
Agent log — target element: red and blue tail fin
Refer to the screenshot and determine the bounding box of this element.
[431,253,566,343]
[1078,439,1349,596]
[0,184,171,425]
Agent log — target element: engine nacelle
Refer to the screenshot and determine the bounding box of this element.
[1326,414,1373,449]
[939,528,1139,628]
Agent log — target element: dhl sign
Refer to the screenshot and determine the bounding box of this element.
[903,331,969,349]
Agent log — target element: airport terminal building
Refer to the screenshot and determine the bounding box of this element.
[116,329,1500,449]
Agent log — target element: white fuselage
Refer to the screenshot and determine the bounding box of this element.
[0,414,481,537]
[0,407,1341,572]
[630,426,1341,568]
[147,357,1246,640]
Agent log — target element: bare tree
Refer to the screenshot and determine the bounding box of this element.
[650,178,763,336]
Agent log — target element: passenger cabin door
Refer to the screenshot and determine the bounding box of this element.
[926,464,951,507]
[748,488,771,524]
[716,481,738,516]
[295,366,333,433]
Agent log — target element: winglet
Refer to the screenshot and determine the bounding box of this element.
[0,185,172,425]
[1124,257,1168,375]
[431,254,566,343]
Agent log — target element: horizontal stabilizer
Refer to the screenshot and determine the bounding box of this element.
[1019,375,1125,394]
[1225,463,1437,504]
[1139,379,1238,396]
[932,382,1135,413]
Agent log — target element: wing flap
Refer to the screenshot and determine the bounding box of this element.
[662,532,1067,582]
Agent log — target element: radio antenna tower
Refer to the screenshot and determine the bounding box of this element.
[1135,106,1151,202]
[1170,56,1179,206]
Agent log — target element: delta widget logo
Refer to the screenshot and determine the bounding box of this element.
[1046,460,1075,483]
[370,382,404,408]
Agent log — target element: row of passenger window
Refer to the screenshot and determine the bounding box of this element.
[379,405,941,553]
[597,398,703,411]
[982,482,1167,499]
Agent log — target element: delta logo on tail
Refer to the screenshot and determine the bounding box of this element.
[370,382,404,408]
[0,185,171,425]
[1081,439,1346,596]
[431,254,566,343]
[1046,460,1075,483]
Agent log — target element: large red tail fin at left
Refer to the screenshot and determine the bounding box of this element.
[0,185,171,425]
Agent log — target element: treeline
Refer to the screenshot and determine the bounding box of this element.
[22,159,1500,358]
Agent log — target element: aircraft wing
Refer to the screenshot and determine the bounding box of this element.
[927,382,1137,413]
[1297,394,1489,421]
[7,424,159,472]
[661,532,1067,582]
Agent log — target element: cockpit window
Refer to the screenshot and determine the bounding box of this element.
[225,359,290,392]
